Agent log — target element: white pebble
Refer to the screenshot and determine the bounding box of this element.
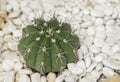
[8,0,20,11]
[19,74,30,82]
[13,18,22,25]
[89,45,100,53]
[55,75,65,82]
[95,54,103,62]
[65,5,72,12]
[95,31,106,39]
[65,75,78,82]
[8,42,18,51]
[85,56,92,68]
[41,76,47,82]
[8,11,21,18]
[102,67,115,77]
[95,18,104,26]
[72,7,80,14]
[29,0,43,10]
[106,19,115,26]
[81,22,93,28]
[104,7,113,16]
[67,63,84,75]
[102,59,120,70]
[0,72,5,81]
[4,71,15,82]
[95,63,103,71]
[18,69,32,75]
[111,52,120,61]
[82,9,90,15]
[13,30,22,38]
[0,64,4,72]
[31,73,41,82]
[2,59,14,71]
[102,44,113,55]
[84,37,93,47]
[105,36,116,46]
[87,27,95,36]
[87,62,97,72]
[91,9,104,17]
[47,72,56,82]
[90,70,101,80]
[111,44,120,53]
[62,70,71,76]
[14,62,23,71]
[94,38,104,47]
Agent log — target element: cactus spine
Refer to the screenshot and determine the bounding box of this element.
[18,19,79,74]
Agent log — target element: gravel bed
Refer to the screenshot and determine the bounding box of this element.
[0,0,120,82]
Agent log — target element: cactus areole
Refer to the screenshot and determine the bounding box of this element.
[18,18,80,74]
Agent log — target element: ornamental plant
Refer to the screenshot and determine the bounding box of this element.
[18,18,79,74]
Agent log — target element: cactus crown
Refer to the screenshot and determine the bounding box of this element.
[18,18,79,74]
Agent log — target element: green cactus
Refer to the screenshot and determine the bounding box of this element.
[18,18,79,74]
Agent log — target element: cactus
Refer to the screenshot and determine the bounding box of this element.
[18,18,79,74]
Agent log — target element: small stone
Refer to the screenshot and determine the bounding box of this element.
[67,63,83,75]
[87,26,95,36]
[41,76,47,82]
[85,56,92,68]
[13,18,22,25]
[102,59,120,70]
[102,67,115,77]
[94,38,104,47]
[4,35,13,42]
[19,74,30,82]
[90,70,101,80]
[106,20,115,26]
[95,18,104,26]
[95,54,103,62]
[65,75,78,82]
[89,45,100,53]
[72,7,80,14]
[103,76,120,82]
[55,75,65,82]
[82,9,90,15]
[65,5,72,12]
[14,62,23,71]
[84,37,93,46]
[81,22,93,28]
[29,0,43,10]
[31,73,41,82]
[0,72,5,81]
[95,63,103,71]
[87,62,97,72]
[8,11,21,18]
[18,69,32,75]
[47,72,56,82]
[2,59,14,71]
[8,42,18,51]
[8,0,20,11]
[102,44,113,55]
[62,70,71,76]
[0,64,4,72]
[105,36,116,46]
[104,7,113,16]
[95,31,106,39]
[111,52,120,61]
[111,45,120,53]
[4,71,15,82]
[13,30,22,38]
[91,9,104,17]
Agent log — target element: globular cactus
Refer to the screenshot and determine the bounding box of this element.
[18,18,79,74]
